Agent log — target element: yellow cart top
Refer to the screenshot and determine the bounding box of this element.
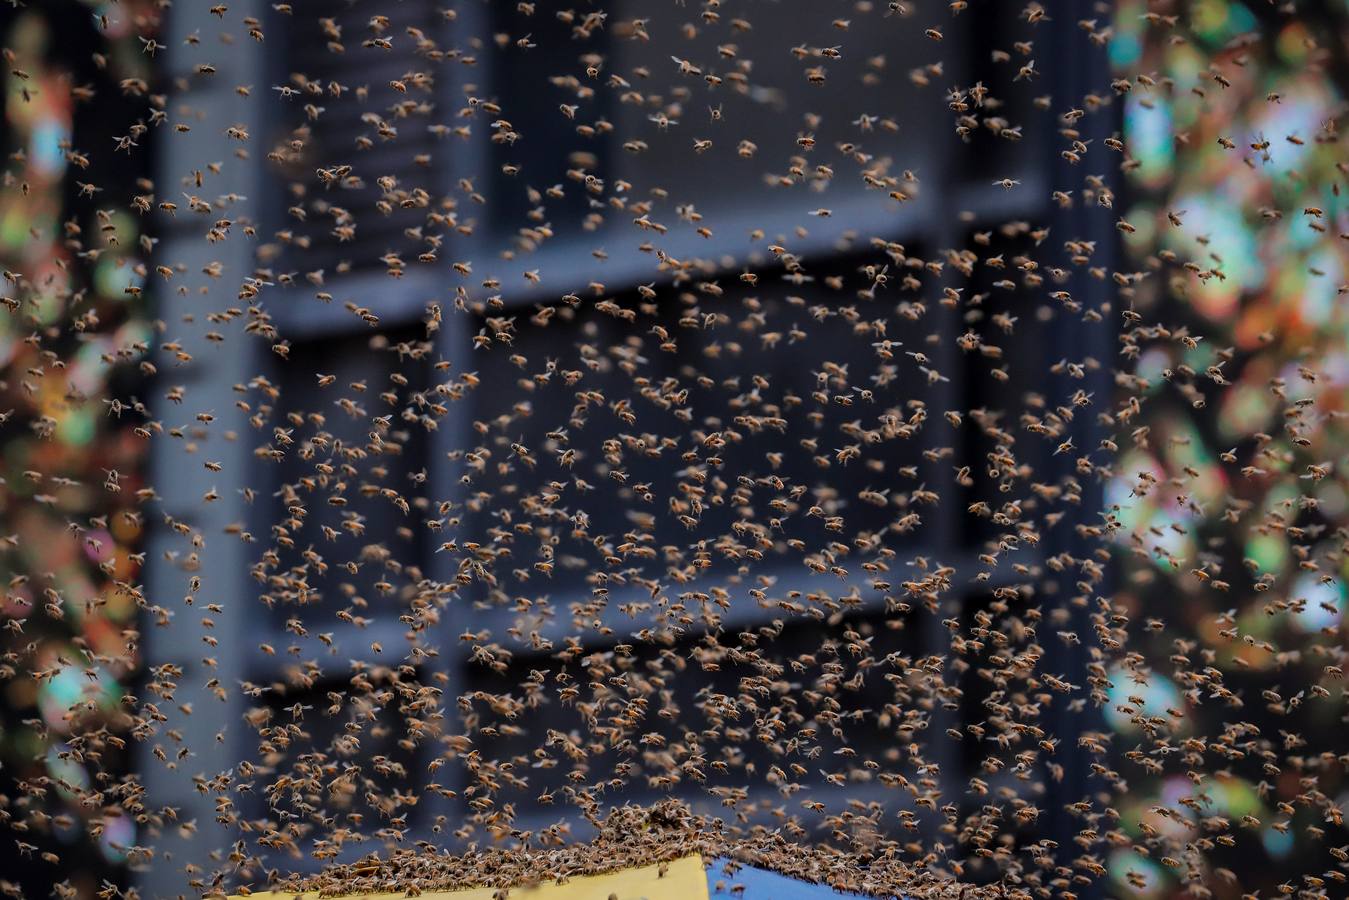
[229,854,709,900]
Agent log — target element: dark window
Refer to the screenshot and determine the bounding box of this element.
[237,672,429,859]
[955,223,1058,551]
[269,0,445,278]
[487,3,615,240]
[458,252,940,641]
[260,328,432,632]
[954,5,1045,184]
[460,611,929,832]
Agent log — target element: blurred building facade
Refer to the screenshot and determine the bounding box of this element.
[137,1,1117,897]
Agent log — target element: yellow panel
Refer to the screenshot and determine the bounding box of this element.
[230,854,708,900]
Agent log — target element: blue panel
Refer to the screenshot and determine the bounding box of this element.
[706,858,903,900]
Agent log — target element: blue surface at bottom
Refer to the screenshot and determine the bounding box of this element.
[706,857,901,899]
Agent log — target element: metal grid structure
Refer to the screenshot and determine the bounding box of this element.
[142,2,1117,896]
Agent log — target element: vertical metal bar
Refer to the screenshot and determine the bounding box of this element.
[410,1,493,850]
[413,304,474,846]
[139,2,267,896]
[1040,2,1119,895]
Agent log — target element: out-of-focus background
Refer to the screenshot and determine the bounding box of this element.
[1106,2,1349,896]
[0,2,157,897]
[0,1,1343,899]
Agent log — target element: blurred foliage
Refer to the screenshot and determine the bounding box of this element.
[1108,1,1349,897]
[0,2,158,895]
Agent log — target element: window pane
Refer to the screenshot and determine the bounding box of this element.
[262,329,432,634]
[459,251,943,641]
[268,0,444,277]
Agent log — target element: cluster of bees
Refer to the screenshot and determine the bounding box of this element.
[1,1,1347,899]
